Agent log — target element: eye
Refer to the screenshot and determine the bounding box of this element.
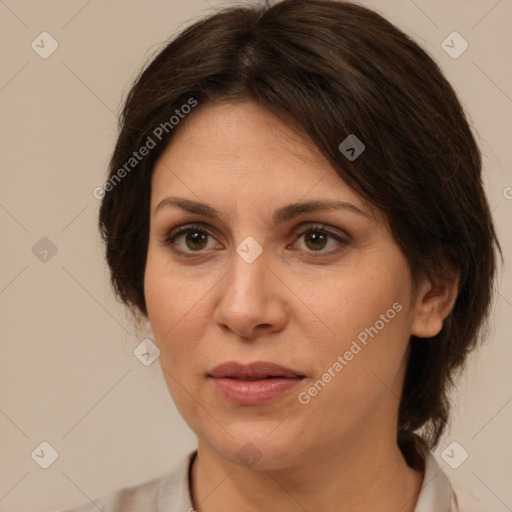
[291,224,348,256]
[162,222,349,258]
[163,223,219,256]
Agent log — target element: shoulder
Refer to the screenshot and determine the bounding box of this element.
[54,451,197,512]
[63,474,163,512]
[415,450,500,512]
[451,481,504,512]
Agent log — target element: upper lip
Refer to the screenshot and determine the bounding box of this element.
[208,361,305,379]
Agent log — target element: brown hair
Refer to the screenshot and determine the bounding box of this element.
[98,0,501,468]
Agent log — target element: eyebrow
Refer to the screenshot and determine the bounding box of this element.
[154,196,374,223]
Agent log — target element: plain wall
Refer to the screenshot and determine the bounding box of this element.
[0,1,511,510]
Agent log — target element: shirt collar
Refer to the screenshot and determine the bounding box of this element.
[157,450,196,511]
[413,449,455,511]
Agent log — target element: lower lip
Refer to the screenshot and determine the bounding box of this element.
[210,377,303,405]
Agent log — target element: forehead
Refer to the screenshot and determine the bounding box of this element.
[154,100,325,173]
[150,100,374,219]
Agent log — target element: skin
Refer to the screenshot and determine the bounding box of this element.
[144,99,458,512]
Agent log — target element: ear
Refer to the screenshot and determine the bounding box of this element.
[410,271,459,338]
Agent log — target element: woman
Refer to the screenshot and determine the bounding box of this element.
[62,0,501,510]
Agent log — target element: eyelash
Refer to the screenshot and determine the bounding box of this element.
[162,223,349,259]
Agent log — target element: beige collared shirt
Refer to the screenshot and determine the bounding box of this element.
[60,449,490,511]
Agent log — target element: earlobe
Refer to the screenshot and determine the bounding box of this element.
[411,273,459,338]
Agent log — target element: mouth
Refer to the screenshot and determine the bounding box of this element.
[208,361,305,405]
[208,361,305,380]
[222,376,287,381]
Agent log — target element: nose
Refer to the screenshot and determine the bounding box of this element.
[213,248,289,340]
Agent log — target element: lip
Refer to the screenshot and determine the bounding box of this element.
[208,361,305,405]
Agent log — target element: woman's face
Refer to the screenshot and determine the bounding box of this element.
[144,100,436,469]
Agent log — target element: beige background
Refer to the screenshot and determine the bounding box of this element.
[0,0,511,510]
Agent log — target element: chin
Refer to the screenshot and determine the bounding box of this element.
[202,422,310,470]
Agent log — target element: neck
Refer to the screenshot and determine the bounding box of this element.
[190,432,424,512]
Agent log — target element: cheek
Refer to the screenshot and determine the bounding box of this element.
[144,259,208,415]
[144,250,183,351]
[318,272,405,350]
[315,304,411,406]
[143,251,212,366]
[302,271,412,413]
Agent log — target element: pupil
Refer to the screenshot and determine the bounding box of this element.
[187,231,207,250]
[307,232,326,250]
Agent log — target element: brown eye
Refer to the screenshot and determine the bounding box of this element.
[183,230,209,251]
[292,224,348,257]
[304,230,329,251]
[164,224,217,255]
